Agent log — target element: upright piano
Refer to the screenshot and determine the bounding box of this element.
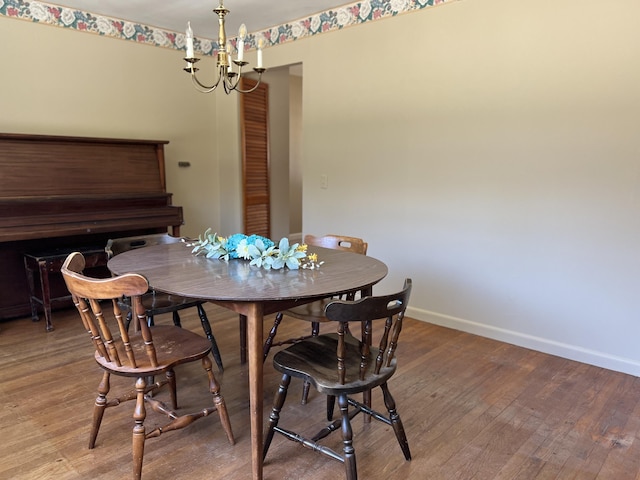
[0,133,184,321]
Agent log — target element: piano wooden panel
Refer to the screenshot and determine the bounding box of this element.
[0,133,184,322]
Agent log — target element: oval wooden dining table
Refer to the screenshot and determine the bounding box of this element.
[108,241,388,480]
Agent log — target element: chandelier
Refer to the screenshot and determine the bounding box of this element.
[183,1,266,94]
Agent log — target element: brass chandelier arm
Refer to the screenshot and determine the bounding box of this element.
[230,69,265,93]
[186,60,265,95]
[190,69,224,94]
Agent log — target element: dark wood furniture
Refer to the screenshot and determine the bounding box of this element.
[61,252,235,480]
[107,241,388,480]
[0,133,183,324]
[263,279,413,480]
[23,246,108,332]
[262,235,369,354]
[106,233,224,372]
[237,234,369,364]
[261,234,369,403]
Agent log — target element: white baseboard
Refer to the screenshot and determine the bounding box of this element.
[407,306,640,378]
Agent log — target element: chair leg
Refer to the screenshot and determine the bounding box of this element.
[239,314,247,364]
[363,388,371,424]
[326,395,336,421]
[301,380,311,405]
[125,310,133,332]
[338,393,357,480]
[263,312,283,361]
[172,310,182,327]
[380,382,411,460]
[197,303,224,372]
[202,355,235,445]
[264,314,315,404]
[311,321,320,336]
[264,373,291,460]
[89,371,110,449]
[132,377,147,480]
[299,321,321,405]
[166,369,177,409]
[361,320,372,424]
[144,375,156,398]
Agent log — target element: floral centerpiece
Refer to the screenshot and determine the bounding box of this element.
[186,229,323,270]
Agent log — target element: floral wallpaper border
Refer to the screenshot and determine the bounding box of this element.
[0,0,454,55]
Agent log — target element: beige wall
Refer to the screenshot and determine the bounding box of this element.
[262,66,292,240]
[256,0,640,374]
[289,73,303,236]
[3,0,640,375]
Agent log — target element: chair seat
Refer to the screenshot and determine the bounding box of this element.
[140,292,202,314]
[96,325,212,376]
[273,333,397,396]
[284,298,333,322]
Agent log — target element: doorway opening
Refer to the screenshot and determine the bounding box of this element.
[241,63,303,241]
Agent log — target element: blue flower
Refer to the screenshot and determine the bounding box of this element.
[246,234,275,250]
[226,233,247,259]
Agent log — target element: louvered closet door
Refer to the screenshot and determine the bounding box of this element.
[240,78,270,238]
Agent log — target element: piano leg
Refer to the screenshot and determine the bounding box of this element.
[38,259,55,331]
[23,256,40,324]
[23,256,54,331]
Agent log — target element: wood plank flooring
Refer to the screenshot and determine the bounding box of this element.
[1,304,639,479]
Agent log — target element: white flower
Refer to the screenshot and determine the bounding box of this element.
[269,27,279,43]
[359,1,372,20]
[30,2,52,23]
[175,33,186,49]
[390,0,410,13]
[335,8,353,27]
[122,23,136,39]
[310,15,321,33]
[60,8,75,26]
[95,16,114,35]
[290,21,305,39]
[200,39,213,55]
[235,240,251,260]
[153,29,168,46]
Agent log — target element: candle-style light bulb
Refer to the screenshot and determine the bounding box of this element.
[185,21,194,58]
[257,37,264,68]
[227,41,233,71]
[238,23,247,62]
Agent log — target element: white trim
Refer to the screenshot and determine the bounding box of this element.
[407,306,640,378]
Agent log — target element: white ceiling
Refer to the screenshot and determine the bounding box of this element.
[47,0,354,39]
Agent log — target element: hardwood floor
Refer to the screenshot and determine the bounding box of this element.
[1,304,639,479]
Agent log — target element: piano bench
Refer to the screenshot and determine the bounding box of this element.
[23,247,108,331]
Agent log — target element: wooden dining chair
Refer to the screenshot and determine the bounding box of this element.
[260,234,368,403]
[106,233,224,372]
[263,278,413,480]
[61,252,235,480]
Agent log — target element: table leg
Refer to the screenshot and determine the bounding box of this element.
[239,314,248,364]
[246,303,264,480]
